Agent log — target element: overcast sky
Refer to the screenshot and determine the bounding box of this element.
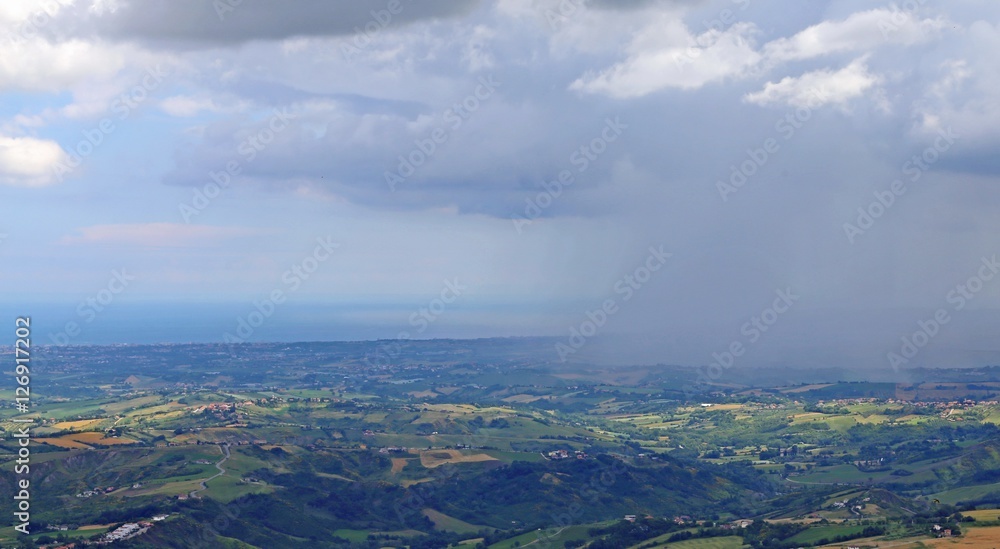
[2,0,1000,372]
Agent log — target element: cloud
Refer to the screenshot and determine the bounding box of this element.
[570,7,947,100]
[570,19,761,97]
[0,0,72,26]
[0,135,69,187]
[762,8,946,63]
[0,39,127,93]
[59,223,273,247]
[744,57,881,108]
[159,95,223,117]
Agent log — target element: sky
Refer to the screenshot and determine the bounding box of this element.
[2,0,1000,373]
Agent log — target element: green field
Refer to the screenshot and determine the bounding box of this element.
[785,524,866,544]
[6,342,1000,548]
[423,508,488,534]
[489,523,611,549]
[332,529,372,542]
[932,481,1000,505]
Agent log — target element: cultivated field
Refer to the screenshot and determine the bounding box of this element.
[420,449,499,468]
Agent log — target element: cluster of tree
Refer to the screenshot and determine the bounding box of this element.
[811,525,886,546]
[586,518,682,548]
[739,520,807,548]
[418,454,772,528]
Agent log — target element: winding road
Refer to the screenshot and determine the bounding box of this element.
[189,444,230,498]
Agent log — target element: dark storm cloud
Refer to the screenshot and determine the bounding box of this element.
[61,0,480,45]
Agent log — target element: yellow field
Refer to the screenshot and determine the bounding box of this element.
[36,437,90,449]
[851,526,1000,549]
[781,384,834,394]
[708,404,745,411]
[53,419,103,430]
[419,449,498,468]
[38,432,138,449]
[69,432,138,445]
[391,458,411,473]
[503,394,544,403]
[961,510,1000,521]
[923,526,1000,548]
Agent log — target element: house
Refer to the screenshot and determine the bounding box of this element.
[624,515,637,522]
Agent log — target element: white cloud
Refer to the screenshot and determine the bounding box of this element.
[910,21,1000,140]
[570,7,949,100]
[462,25,497,71]
[762,8,946,63]
[88,0,121,16]
[0,39,126,93]
[0,0,72,26]
[159,95,219,117]
[0,134,69,187]
[570,20,761,97]
[744,57,880,109]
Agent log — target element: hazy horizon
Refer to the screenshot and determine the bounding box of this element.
[5,0,1000,376]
